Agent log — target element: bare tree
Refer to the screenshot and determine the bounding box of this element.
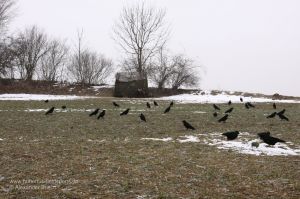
[169,54,200,90]
[38,39,68,81]
[14,26,49,80]
[0,37,16,78]
[0,0,15,34]
[149,46,176,89]
[68,32,113,85]
[113,2,170,75]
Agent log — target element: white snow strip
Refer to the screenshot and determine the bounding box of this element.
[0,138,4,141]
[141,137,173,142]
[177,135,200,143]
[192,111,206,114]
[206,138,300,156]
[0,94,97,101]
[157,93,299,104]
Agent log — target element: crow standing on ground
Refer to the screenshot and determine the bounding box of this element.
[218,114,229,123]
[225,107,234,114]
[97,110,106,119]
[258,132,285,145]
[164,106,171,114]
[266,112,277,118]
[182,120,196,130]
[89,108,100,116]
[139,113,146,122]
[120,108,130,116]
[61,105,66,109]
[213,104,221,110]
[273,103,277,109]
[45,107,55,115]
[44,100,49,103]
[240,97,243,102]
[278,113,289,121]
[146,102,151,108]
[113,102,120,107]
[222,131,239,140]
[213,112,218,117]
[228,100,232,106]
[154,101,158,106]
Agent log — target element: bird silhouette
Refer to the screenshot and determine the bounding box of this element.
[278,113,289,121]
[228,100,232,106]
[218,114,229,122]
[213,112,218,117]
[146,102,151,108]
[266,112,277,118]
[120,108,130,116]
[139,113,146,122]
[225,107,234,114]
[240,97,243,102]
[277,109,286,116]
[222,131,239,140]
[89,108,100,116]
[113,102,120,107]
[44,100,49,103]
[258,132,285,145]
[154,101,158,106]
[213,104,221,110]
[164,106,171,114]
[45,107,55,115]
[182,120,195,130]
[170,101,174,107]
[61,105,66,109]
[246,102,255,108]
[97,110,106,119]
[273,103,277,109]
[245,103,249,109]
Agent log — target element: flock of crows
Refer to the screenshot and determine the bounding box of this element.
[43,96,289,146]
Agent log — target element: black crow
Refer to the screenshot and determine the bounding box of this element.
[113,102,120,107]
[154,101,158,106]
[164,106,171,114]
[222,131,239,140]
[278,113,289,121]
[213,112,218,117]
[170,101,174,107]
[225,107,234,114]
[228,100,232,106]
[146,102,151,108]
[218,114,229,122]
[89,108,100,117]
[277,109,286,115]
[61,105,67,109]
[245,103,249,109]
[258,132,285,145]
[273,103,276,109]
[182,120,195,130]
[97,110,106,119]
[45,107,55,115]
[266,112,277,118]
[139,113,146,122]
[246,102,255,108]
[44,100,49,103]
[213,104,221,110]
[120,108,130,116]
[240,97,243,102]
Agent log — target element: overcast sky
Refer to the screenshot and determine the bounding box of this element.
[10,0,300,96]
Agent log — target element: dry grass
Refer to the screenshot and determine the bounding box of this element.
[0,99,300,198]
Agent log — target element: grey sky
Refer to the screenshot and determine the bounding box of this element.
[10,0,300,96]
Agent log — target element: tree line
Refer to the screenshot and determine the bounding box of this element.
[0,0,200,90]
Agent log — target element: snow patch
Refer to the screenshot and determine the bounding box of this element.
[177,135,200,143]
[157,93,299,104]
[0,94,96,101]
[141,137,173,142]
